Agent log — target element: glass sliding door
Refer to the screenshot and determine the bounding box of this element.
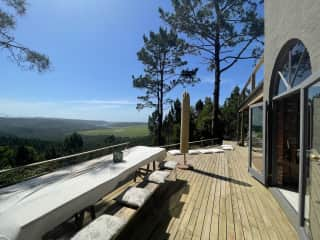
[249,103,265,183]
[273,92,300,191]
[305,80,320,239]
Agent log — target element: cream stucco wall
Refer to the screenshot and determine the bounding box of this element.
[263,0,320,100]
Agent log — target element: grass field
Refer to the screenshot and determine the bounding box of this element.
[79,124,149,137]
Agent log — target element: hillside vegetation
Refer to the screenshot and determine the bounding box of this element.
[0,117,146,140]
[79,125,148,137]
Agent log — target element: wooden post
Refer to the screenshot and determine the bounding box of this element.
[251,74,256,91]
[240,112,244,146]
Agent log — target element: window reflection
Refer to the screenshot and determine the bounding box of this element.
[305,81,320,239]
[250,106,263,174]
[274,40,311,96]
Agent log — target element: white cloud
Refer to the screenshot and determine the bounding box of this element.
[66,100,136,105]
[200,75,233,86]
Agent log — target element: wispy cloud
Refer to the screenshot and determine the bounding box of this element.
[0,98,150,122]
[66,100,136,105]
[200,75,234,86]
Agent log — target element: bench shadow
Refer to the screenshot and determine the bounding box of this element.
[116,179,188,240]
[190,168,252,187]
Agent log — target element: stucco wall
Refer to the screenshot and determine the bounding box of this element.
[263,0,320,100]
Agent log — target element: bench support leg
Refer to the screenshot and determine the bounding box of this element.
[75,211,85,229]
[90,206,96,220]
[153,161,156,170]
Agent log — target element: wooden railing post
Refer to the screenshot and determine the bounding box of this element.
[240,112,244,146]
[251,74,256,91]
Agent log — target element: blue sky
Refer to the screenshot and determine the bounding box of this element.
[0,0,262,122]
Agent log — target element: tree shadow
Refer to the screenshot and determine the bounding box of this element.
[190,168,252,187]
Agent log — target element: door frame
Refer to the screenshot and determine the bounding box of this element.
[268,71,320,233]
[270,89,301,187]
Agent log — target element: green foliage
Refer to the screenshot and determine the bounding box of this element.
[104,135,116,145]
[64,132,83,154]
[14,145,43,166]
[0,146,14,169]
[0,117,124,141]
[163,99,181,144]
[148,110,164,145]
[153,97,215,145]
[79,125,149,138]
[195,97,214,139]
[0,0,50,71]
[133,27,199,145]
[221,86,241,139]
[153,86,243,145]
[160,0,264,138]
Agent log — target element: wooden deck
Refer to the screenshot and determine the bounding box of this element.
[46,144,298,240]
[148,144,298,240]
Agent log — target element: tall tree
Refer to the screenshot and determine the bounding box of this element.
[160,0,263,138]
[148,110,160,145]
[196,97,214,139]
[0,0,50,71]
[221,86,240,139]
[195,99,204,116]
[133,27,199,145]
[15,145,42,166]
[64,133,83,154]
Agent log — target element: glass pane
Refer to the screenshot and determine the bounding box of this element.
[273,93,300,191]
[273,40,312,97]
[292,43,312,86]
[250,106,263,174]
[305,81,320,239]
[276,75,287,95]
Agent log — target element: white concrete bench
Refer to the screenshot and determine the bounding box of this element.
[71,166,176,240]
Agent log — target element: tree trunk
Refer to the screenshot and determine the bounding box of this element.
[158,70,164,146]
[213,62,221,138]
[213,1,222,140]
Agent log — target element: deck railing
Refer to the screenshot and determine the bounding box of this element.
[161,138,220,150]
[0,142,129,187]
[238,55,264,146]
[239,55,264,106]
[0,138,221,187]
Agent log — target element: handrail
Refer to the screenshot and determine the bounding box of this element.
[238,55,264,146]
[0,142,129,187]
[0,142,129,174]
[0,138,220,187]
[239,55,264,107]
[160,138,220,149]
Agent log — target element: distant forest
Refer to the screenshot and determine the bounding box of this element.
[0,86,241,170]
[0,118,150,170]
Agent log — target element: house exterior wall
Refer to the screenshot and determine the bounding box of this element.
[263,0,320,100]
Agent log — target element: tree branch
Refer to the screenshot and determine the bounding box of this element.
[220,38,255,73]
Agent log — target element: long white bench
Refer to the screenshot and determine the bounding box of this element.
[71,162,178,240]
[0,146,166,240]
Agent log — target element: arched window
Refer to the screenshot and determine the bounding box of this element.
[272,40,312,96]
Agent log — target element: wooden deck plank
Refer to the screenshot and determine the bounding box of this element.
[148,144,298,240]
[176,155,212,239]
[191,154,218,240]
[210,153,221,240]
[200,154,219,240]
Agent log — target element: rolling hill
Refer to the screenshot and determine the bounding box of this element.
[0,117,147,140]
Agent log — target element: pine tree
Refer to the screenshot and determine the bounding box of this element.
[160,0,263,138]
[0,0,50,71]
[133,28,199,145]
[221,86,241,139]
